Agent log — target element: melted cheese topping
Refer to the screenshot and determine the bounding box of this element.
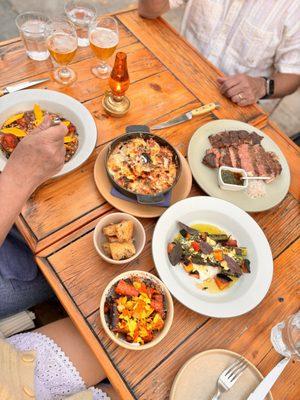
[107,138,177,195]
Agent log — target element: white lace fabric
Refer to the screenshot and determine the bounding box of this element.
[7,332,110,400]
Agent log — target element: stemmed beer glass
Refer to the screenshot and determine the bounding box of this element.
[89,16,119,79]
[46,18,78,86]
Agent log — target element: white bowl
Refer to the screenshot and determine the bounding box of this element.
[0,89,97,177]
[152,196,273,318]
[100,270,174,350]
[93,212,146,265]
[218,166,248,191]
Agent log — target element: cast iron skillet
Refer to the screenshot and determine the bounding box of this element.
[105,125,182,205]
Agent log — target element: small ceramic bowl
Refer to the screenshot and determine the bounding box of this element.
[218,166,248,191]
[100,270,174,350]
[93,212,146,265]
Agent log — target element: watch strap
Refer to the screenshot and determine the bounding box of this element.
[261,77,274,99]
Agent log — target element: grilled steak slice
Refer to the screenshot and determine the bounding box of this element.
[220,148,232,167]
[202,148,221,168]
[209,130,263,148]
[238,144,256,175]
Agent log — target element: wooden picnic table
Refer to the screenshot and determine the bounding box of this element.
[1,8,299,400]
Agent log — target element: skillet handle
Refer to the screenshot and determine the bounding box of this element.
[137,193,165,205]
[126,125,150,134]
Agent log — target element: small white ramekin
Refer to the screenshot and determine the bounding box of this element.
[218,166,248,192]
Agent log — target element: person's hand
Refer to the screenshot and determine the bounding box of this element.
[217,74,266,106]
[4,115,68,192]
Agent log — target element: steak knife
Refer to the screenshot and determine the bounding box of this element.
[246,357,290,400]
[151,102,220,130]
[0,77,50,97]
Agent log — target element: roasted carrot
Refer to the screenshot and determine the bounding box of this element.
[115,280,139,297]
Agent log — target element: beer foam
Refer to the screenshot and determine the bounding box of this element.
[48,33,77,53]
[90,27,119,47]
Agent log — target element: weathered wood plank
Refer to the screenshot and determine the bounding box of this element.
[252,193,300,258]
[86,70,196,146]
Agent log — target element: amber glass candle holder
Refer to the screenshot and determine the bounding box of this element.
[102,52,130,117]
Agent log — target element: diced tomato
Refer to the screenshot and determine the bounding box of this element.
[115,280,139,297]
[0,134,19,153]
[192,241,200,252]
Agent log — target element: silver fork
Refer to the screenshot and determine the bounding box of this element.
[211,358,248,400]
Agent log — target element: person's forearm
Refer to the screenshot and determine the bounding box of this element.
[0,167,35,246]
[138,0,170,19]
[269,72,300,98]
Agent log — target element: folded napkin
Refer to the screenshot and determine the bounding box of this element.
[0,311,35,338]
[111,187,172,207]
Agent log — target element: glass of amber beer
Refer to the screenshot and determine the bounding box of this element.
[46,18,78,85]
[89,16,119,79]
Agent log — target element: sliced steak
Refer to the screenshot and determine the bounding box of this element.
[228,146,238,168]
[209,130,263,148]
[252,144,272,178]
[203,131,282,181]
[238,144,256,175]
[248,145,260,176]
[266,151,282,180]
[232,146,241,168]
[219,148,232,167]
[202,148,221,168]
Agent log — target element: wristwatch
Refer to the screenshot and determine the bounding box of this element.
[261,77,275,99]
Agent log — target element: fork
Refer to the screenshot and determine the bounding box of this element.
[211,357,248,400]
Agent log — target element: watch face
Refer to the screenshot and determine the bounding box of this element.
[269,79,275,96]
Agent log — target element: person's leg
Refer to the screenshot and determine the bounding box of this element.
[0,271,54,318]
[37,318,106,387]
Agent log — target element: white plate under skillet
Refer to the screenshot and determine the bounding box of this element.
[187,119,290,212]
[0,89,97,177]
[152,196,273,318]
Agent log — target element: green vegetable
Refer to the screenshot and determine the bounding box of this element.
[208,234,229,242]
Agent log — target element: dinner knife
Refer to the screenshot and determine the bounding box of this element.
[246,357,290,400]
[0,78,50,97]
[151,102,220,130]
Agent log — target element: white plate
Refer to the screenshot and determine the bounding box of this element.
[0,89,97,177]
[152,196,273,318]
[187,120,290,212]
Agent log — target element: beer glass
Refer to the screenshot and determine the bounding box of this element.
[65,0,96,47]
[89,16,119,79]
[46,18,78,86]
